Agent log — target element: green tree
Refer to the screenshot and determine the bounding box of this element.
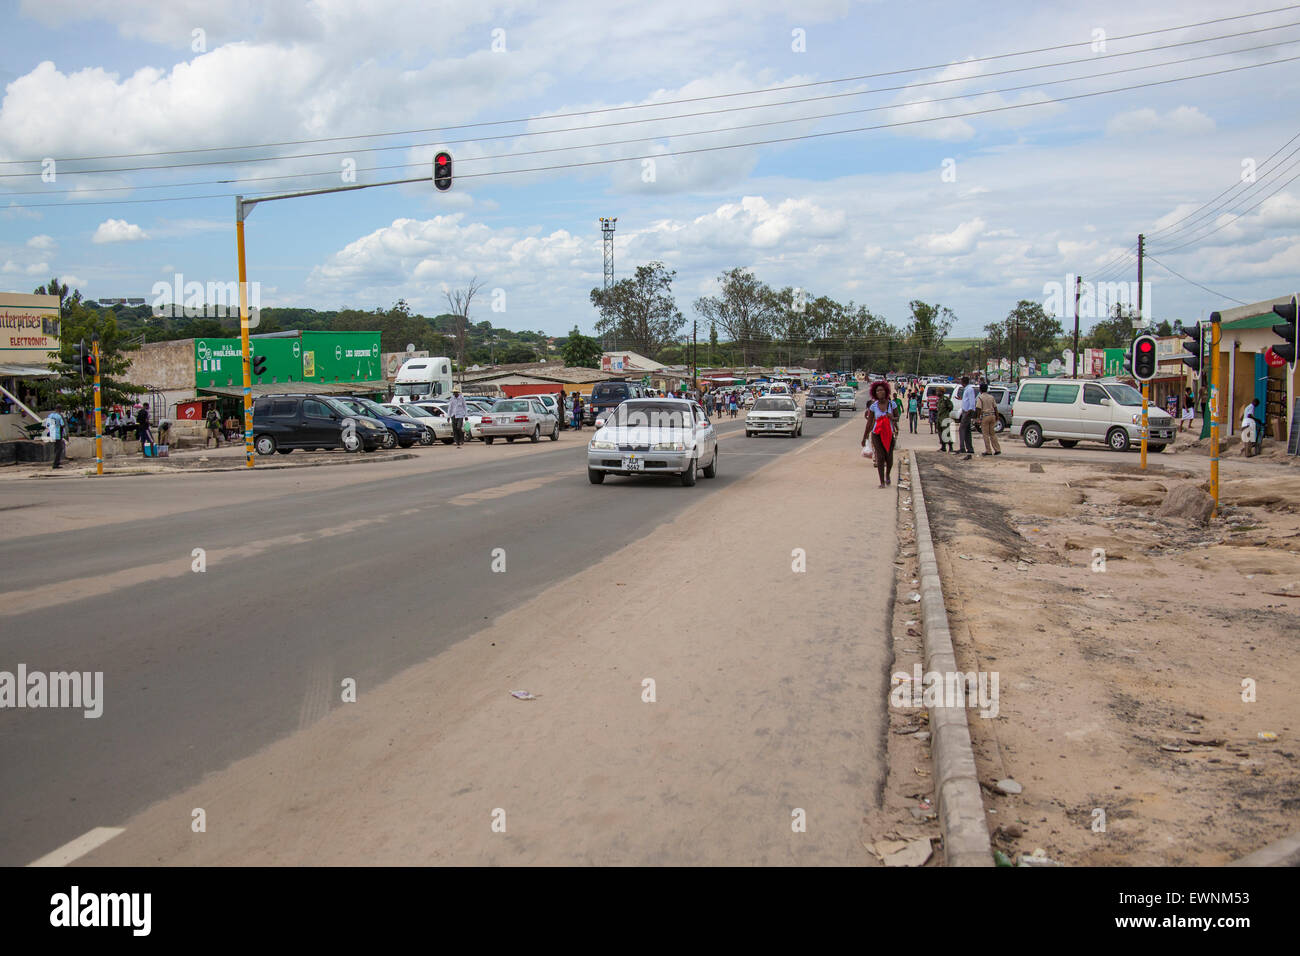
[45,298,144,413]
[1084,303,1139,349]
[590,261,685,357]
[693,268,776,366]
[561,327,602,368]
[985,300,1064,364]
[904,300,956,373]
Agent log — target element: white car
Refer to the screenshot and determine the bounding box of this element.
[382,402,452,445]
[420,398,492,440]
[746,396,803,437]
[836,387,858,411]
[478,398,560,443]
[1012,378,1177,452]
[587,398,718,486]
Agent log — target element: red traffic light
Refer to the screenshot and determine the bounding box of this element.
[1138,340,1153,353]
[433,151,453,191]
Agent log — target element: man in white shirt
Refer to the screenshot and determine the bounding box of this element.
[46,404,67,470]
[958,376,978,458]
[447,389,469,448]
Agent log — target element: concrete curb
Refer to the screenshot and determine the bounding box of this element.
[907,451,994,867]
[1235,830,1300,866]
[14,452,420,479]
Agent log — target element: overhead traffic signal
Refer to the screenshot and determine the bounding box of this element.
[83,349,97,376]
[1180,322,1205,372]
[433,151,452,191]
[1131,333,1158,382]
[72,340,87,377]
[1271,294,1298,367]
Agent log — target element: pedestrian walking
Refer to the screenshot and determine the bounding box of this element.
[136,403,153,453]
[976,380,1001,456]
[729,393,738,418]
[448,388,468,447]
[861,381,899,488]
[1240,398,1263,457]
[937,389,955,452]
[957,376,977,458]
[927,390,939,434]
[47,404,67,469]
[1180,388,1195,432]
[557,390,567,430]
[572,393,583,431]
[907,390,919,434]
[205,405,222,448]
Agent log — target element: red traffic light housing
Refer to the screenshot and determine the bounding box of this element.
[1271,294,1298,367]
[1131,333,1158,382]
[433,151,452,191]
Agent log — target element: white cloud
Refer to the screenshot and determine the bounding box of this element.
[27,234,56,249]
[921,218,985,255]
[93,218,149,243]
[1107,106,1215,138]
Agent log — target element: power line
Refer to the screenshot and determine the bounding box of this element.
[5,3,1296,167]
[8,53,1298,210]
[1144,254,1249,304]
[8,25,1299,182]
[1152,162,1300,252]
[12,33,1298,196]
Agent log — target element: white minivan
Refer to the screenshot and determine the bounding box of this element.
[1011,378,1176,452]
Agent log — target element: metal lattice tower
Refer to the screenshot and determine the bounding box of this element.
[600,217,616,289]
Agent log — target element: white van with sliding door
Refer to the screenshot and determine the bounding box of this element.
[1011,377,1176,452]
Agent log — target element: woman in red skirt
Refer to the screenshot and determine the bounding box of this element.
[861,380,899,487]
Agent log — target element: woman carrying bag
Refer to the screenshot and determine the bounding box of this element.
[861,381,900,488]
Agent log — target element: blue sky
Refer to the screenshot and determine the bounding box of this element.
[1,0,1298,340]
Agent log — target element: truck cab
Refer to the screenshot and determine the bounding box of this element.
[391,356,453,404]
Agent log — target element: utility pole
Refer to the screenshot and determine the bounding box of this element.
[600,217,617,352]
[692,320,698,394]
[1073,274,1081,377]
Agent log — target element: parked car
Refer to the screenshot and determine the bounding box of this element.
[806,385,840,417]
[587,379,647,424]
[426,396,494,440]
[516,393,561,420]
[379,402,449,445]
[587,398,718,486]
[985,385,1013,433]
[836,386,858,411]
[251,393,384,455]
[1011,378,1176,452]
[478,398,560,443]
[335,396,425,448]
[746,396,803,437]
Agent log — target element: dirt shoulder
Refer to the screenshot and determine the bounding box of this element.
[918,450,1300,865]
[78,418,894,866]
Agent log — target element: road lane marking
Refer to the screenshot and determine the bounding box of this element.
[28,826,124,867]
[448,473,566,506]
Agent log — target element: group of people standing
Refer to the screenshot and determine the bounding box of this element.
[930,376,1001,459]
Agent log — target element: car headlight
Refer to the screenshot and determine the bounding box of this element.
[652,442,686,451]
[590,440,616,450]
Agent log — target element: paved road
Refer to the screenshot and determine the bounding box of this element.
[0,409,860,865]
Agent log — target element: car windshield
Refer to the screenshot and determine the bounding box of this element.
[610,403,691,429]
[335,399,370,416]
[753,398,795,411]
[353,398,391,416]
[1104,383,1145,406]
[592,383,631,401]
[398,404,432,417]
[810,387,835,396]
[320,397,351,417]
[493,400,529,413]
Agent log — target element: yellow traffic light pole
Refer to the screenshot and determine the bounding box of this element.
[1140,382,1149,470]
[92,337,103,476]
[1209,314,1222,517]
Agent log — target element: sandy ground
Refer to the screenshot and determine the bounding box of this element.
[918,448,1300,865]
[76,418,897,866]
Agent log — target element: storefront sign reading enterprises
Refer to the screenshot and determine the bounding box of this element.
[0,292,61,367]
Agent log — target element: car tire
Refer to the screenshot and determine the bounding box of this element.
[1022,423,1044,448]
[702,448,717,478]
[277,448,292,455]
[681,458,697,486]
[254,435,276,456]
[506,436,516,443]
[550,425,559,441]
[995,417,1006,433]
[746,430,753,437]
[588,468,605,484]
[383,430,398,449]
[1107,428,1131,452]
[484,436,495,445]
[418,430,434,446]
[1058,439,1078,448]
[530,426,540,443]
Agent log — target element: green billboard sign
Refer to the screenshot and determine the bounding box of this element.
[301,331,381,384]
[195,336,301,388]
[1103,348,1127,376]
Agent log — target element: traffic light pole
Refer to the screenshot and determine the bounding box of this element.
[1209,314,1222,517]
[92,337,103,477]
[1140,382,1149,470]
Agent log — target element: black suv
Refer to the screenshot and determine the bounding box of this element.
[587,379,645,424]
[251,394,385,455]
[806,385,840,417]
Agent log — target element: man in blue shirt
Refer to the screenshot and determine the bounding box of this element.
[47,404,67,469]
[958,376,978,458]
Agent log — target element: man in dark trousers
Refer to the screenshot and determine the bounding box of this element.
[557,390,567,430]
[47,404,67,469]
[136,403,153,453]
[572,393,583,431]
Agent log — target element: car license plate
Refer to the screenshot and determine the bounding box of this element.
[622,455,644,472]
